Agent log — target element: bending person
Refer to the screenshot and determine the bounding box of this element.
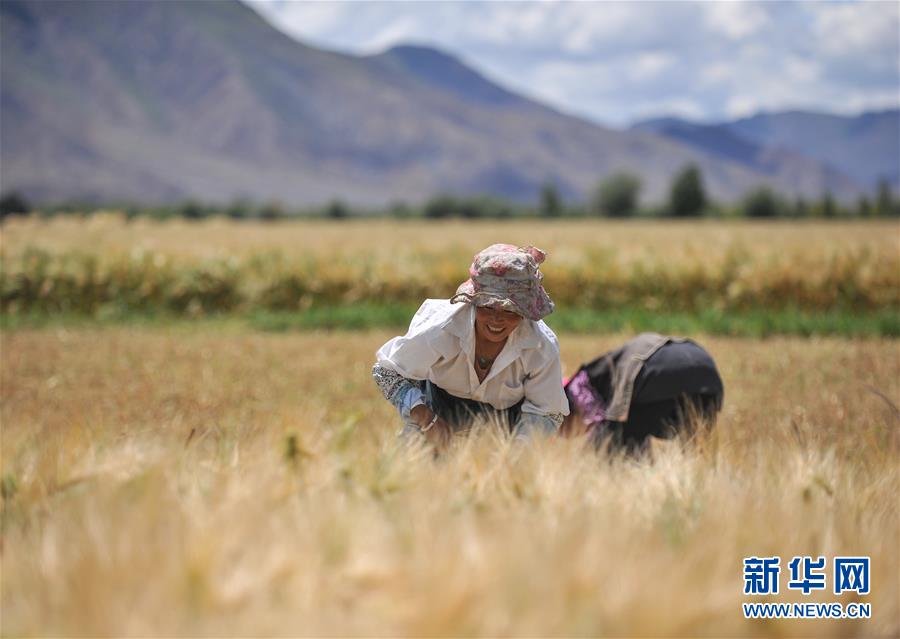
[562,333,724,452]
[373,244,569,450]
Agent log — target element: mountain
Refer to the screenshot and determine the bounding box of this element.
[371,44,536,111]
[728,110,899,189]
[0,0,867,206]
[633,110,899,191]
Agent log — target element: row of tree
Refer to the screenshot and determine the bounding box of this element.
[567,166,898,219]
[2,165,898,221]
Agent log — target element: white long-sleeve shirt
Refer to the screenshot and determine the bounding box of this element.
[373,299,569,434]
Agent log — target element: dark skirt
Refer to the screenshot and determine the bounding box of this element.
[594,393,722,453]
[584,340,724,453]
[425,380,524,433]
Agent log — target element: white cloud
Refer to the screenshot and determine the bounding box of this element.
[356,16,422,53]
[783,56,821,85]
[246,0,900,126]
[247,1,349,46]
[630,97,708,122]
[563,4,642,54]
[632,52,676,81]
[725,94,762,120]
[813,1,899,57]
[699,61,733,88]
[704,2,770,40]
[529,59,619,99]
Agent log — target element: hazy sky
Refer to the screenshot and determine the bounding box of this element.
[247,0,899,127]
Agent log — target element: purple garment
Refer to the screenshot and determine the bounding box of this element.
[566,370,606,426]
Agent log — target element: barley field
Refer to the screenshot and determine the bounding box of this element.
[1,217,899,637]
[2,216,898,315]
[4,214,897,261]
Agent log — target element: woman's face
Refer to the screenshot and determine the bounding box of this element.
[474,304,523,343]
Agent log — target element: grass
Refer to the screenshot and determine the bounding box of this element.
[545,306,900,337]
[1,327,898,637]
[248,305,900,337]
[2,305,897,337]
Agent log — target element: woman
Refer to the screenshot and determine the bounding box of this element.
[373,244,569,449]
[561,333,724,452]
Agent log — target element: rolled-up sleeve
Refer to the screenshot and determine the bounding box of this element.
[372,364,426,419]
[373,336,437,421]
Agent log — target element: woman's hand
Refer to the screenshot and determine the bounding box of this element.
[410,405,452,451]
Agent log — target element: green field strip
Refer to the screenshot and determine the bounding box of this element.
[2,305,897,337]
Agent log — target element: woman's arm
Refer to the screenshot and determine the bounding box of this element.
[372,364,425,419]
[372,302,444,416]
[373,301,464,449]
[372,364,452,449]
[514,338,569,438]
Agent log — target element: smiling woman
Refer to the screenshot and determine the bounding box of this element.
[372,244,569,450]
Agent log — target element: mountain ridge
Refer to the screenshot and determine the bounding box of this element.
[0,0,870,206]
[632,109,899,189]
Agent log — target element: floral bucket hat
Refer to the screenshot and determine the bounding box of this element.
[449,244,555,321]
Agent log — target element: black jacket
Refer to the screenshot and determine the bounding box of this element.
[575,333,724,422]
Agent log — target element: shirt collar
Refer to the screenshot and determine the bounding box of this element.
[442,303,541,385]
